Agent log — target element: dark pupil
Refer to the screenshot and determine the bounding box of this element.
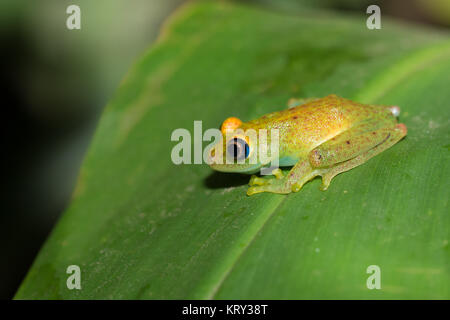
[227,138,249,161]
[232,144,239,156]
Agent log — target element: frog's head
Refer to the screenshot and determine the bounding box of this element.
[207,117,272,174]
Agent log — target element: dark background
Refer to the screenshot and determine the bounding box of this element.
[1,0,449,299]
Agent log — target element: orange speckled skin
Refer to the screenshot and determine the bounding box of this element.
[241,94,396,158]
[209,94,407,195]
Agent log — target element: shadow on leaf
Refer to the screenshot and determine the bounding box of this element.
[203,171,249,190]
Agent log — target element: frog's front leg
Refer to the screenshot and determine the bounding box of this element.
[247,160,321,195]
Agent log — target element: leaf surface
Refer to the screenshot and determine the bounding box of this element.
[16,1,450,299]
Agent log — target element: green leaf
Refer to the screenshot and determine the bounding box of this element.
[16,1,450,299]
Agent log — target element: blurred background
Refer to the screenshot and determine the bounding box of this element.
[1,0,449,299]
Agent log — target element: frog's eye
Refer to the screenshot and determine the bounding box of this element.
[227,137,250,161]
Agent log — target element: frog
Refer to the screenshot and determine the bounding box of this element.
[207,94,407,196]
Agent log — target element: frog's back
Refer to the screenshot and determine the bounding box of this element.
[241,95,390,154]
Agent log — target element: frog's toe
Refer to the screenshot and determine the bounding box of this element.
[247,186,264,196]
[249,175,266,186]
[247,185,279,196]
[271,168,284,179]
[319,174,331,191]
[249,174,278,186]
[291,183,302,193]
[247,179,292,195]
[319,182,329,191]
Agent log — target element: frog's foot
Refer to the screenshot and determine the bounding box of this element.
[248,175,270,186]
[248,168,291,195]
[249,168,284,186]
[247,165,320,195]
[247,178,292,195]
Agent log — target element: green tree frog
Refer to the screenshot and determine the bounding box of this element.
[208,94,407,196]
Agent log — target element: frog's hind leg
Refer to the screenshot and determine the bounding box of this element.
[317,124,407,190]
[372,104,401,117]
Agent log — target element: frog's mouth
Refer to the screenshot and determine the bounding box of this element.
[209,160,273,175]
[209,163,261,174]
